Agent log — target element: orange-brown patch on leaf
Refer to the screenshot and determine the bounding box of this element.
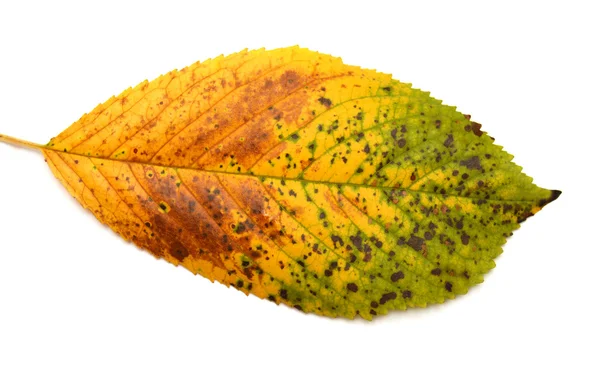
[152,64,316,168]
[217,175,288,245]
[131,165,233,269]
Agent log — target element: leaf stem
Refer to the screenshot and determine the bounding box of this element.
[0,134,45,151]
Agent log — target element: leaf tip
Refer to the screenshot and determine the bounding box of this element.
[539,189,562,208]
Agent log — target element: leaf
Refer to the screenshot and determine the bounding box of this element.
[0,47,560,319]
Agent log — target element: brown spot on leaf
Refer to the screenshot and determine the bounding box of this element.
[391,271,405,282]
[443,134,454,147]
[318,97,332,108]
[169,241,189,262]
[459,156,482,170]
[471,122,483,136]
[379,292,397,305]
[347,283,358,292]
[445,282,453,292]
[407,235,425,251]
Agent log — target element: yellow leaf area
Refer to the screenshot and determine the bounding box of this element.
[0,47,560,319]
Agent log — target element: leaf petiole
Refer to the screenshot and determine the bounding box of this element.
[0,134,45,151]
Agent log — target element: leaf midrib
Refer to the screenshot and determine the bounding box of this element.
[41,147,540,204]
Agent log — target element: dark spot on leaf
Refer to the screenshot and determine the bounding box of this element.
[347,283,358,292]
[391,271,405,282]
[445,282,453,292]
[318,97,332,107]
[170,242,189,262]
[379,292,397,305]
[471,122,483,136]
[407,235,425,251]
[443,134,454,147]
[350,234,363,251]
[331,235,344,247]
[459,156,482,170]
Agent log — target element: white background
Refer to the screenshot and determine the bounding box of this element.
[0,1,598,376]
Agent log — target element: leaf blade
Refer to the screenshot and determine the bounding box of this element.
[1,47,560,319]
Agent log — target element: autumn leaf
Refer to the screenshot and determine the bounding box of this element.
[0,47,560,319]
